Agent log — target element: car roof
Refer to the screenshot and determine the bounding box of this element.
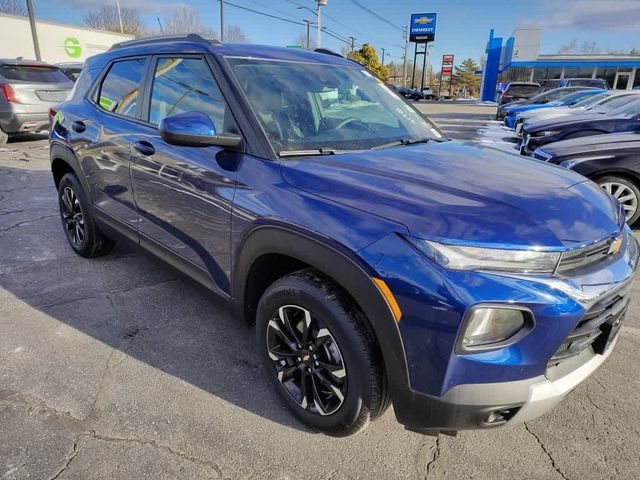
[507,82,540,86]
[89,35,355,71]
[0,58,57,67]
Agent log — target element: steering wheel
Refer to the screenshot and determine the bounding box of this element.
[335,117,366,130]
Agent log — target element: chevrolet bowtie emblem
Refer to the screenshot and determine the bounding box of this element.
[609,236,623,255]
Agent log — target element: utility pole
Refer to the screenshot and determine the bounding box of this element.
[316,0,327,49]
[402,26,408,87]
[220,0,224,42]
[304,20,311,49]
[25,0,40,61]
[349,36,356,53]
[115,0,124,34]
[381,48,386,66]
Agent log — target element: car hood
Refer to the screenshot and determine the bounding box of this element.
[524,112,610,133]
[521,106,570,118]
[280,141,620,249]
[541,132,640,156]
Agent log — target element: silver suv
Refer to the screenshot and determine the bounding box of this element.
[0,59,73,145]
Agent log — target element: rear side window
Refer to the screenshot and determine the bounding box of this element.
[148,57,227,130]
[0,65,69,83]
[97,59,146,118]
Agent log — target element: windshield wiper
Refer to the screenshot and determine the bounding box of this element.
[369,138,431,151]
[279,148,355,157]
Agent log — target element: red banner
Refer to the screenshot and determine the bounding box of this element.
[441,66,453,76]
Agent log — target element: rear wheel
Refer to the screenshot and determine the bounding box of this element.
[256,269,386,436]
[596,175,640,225]
[57,173,114,257]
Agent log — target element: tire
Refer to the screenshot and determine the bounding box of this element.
[256,268,387,436]
[57,173,114,257]
[596,175,640,225]
[0,127,8,146]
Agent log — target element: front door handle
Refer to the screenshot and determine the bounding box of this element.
[133,140,155,156]
[72,121,86,133]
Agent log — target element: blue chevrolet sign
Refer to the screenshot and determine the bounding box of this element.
[410,13,437,43]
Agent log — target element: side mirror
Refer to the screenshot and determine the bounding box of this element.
[159,111,242,149]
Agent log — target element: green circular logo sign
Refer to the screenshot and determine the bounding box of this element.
[63,37,82,58]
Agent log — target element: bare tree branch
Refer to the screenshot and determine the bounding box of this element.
[163,6,217,39]
[0,0,27,16]
[224,25,249,43]
[83,6,143,36]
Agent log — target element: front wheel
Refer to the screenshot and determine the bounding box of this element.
[256,269,387,436]
[57,173,114,257]
[597,175,640,225]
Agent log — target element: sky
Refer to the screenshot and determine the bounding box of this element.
[33,0,640,67]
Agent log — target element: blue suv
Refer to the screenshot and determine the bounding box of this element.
[49,35,638,436]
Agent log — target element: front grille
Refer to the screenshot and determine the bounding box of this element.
[556,237,616,275]
[549,282,631,365]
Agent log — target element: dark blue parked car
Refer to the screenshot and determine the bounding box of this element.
[49,35,638,436]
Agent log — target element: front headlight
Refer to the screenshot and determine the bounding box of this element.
[458,307,533,352]
[532,130,560,137]
[412,239,561,274]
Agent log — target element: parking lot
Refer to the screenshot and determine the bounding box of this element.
[2,105,640,480]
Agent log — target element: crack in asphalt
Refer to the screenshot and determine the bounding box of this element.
[82,431,227,478]
[0,214,57,236]
[415,437,441,479]
[524,423,570,480]
[48,439,80,480]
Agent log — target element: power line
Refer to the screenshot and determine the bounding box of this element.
[347,0,403,32]
[218,0,306,27]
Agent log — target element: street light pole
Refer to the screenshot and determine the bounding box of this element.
[316,0,327,49]
[115,0,124,34]
[381,48,386,66]
[25,0,40,61]
[304,20,311,49]
[220,0,224,42]
[402,26,408,87]
[349,36,355,53]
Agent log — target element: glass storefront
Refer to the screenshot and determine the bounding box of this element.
[532,67,563,82]
[595,67,617,89]
[634,69,640,89]
[563,67,595,78]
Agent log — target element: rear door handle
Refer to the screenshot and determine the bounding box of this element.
[72,121,86,133]
[133,140,155,156]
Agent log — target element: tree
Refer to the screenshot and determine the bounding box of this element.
[0,0,26,16]
[451,58,481,96]
[84,6,143,36]
[558,39,602,54]
[347,43,389,80]
[292,32,315,49]
[163,6,217,38]
[630,48,640,56]
[224,25,248,43]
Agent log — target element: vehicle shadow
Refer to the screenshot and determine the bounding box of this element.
[0,164,309,433]
[7,132,49,144]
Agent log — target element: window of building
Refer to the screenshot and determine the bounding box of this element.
[633,69,640,89]
[595,67,617,89]
[97,59,146,118]
[148,57,228,131]
[563,67,595,79]
[532,67,563,81]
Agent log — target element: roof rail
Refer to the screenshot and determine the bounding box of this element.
[109,33,221,51]
[313,48,344,58]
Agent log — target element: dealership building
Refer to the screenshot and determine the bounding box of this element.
[480,27,640,101]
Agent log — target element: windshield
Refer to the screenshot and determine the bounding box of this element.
[528,88,576,104]
[590,94,640,113]
[505,84,540,97]
[0,65,70,83]
[608,98,640,118]
[226,58,443,154]
[570,92,608,108]
[569,79,608,88]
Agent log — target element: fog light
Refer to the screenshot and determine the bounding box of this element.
[458,307,533,352]
[481,407,520,427]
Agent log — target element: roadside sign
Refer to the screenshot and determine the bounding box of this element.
[442,54,454,65]
[409,13,437,43]
[441,66,453,76]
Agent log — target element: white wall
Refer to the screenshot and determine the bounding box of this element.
[511,27,542,62]
[0,13,133,64]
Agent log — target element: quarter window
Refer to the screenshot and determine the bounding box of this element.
[148,57,227,131]
[97,59,146,118]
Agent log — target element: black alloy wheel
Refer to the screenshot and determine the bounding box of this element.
[61,185,85,247]
[265,304,347,416]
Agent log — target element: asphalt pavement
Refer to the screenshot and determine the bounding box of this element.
[1,112,640,480]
